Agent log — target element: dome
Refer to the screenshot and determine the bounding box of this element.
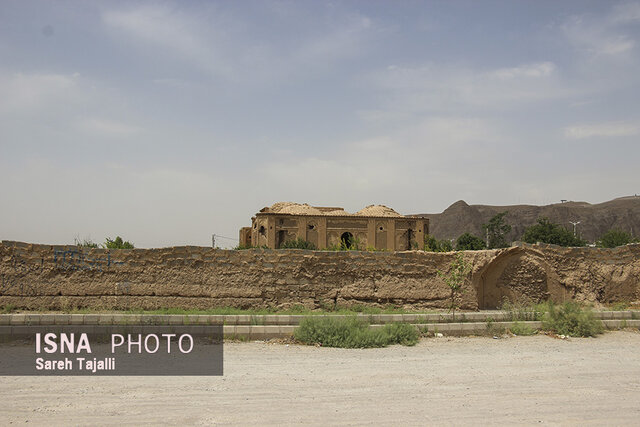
[267,202,323,216]
[355,205,402,217]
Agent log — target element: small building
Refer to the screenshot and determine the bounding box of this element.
[239,202,429,251]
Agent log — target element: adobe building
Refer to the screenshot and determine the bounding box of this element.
[239,202,429,251]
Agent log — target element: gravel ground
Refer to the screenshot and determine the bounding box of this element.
[1,331,640,426]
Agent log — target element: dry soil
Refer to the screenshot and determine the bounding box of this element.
[1,332,640,426]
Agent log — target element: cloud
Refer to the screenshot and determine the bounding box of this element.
[561,3,640,57]
[76,118,143,137]
[0,72,78,113]
[366,61,565,116]
[261,115,501,208]
[610,2,640,24]
[491,62,556,79]
[102,4,233,78]
[101,3,378,83]
[564,121,640,139]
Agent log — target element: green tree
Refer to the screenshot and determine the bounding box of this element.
[103,236,135,249]
[455,232,486,251]
[424,235,453,252]
[522,218,586,247]
[597,229,636,248]
[482,211,512,249]
[437,253,472,321]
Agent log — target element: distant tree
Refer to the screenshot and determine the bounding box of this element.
[522,218,586,247]
[103,236,135,249]
[455,232,486,251]
[483,211,512,249]
[597,229,636,248]
[424,235,453,252]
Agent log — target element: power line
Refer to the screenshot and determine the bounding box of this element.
[213,234,238,241]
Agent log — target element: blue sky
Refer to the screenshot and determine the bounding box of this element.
[1,1,639,247]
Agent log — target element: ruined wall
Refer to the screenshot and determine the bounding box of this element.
[1,240,638,311]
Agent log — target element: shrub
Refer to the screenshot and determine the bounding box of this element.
[500,297,544,321]
[380,322,420,346]
[424,235,453,252]
[281,238,317,250]
[455,232,486,251]
[234,243,269,250]
[324,236,363,251]
[1,304,17,314]
[104,236,134,249]
[234,243,253,250]
[437,253,471,321]
[294,317,418,348]
[74,237,98,248]
[541,302,604,337]
[597,229,637,248]
[509,321,536,336]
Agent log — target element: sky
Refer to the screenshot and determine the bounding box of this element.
[1,0,639,248]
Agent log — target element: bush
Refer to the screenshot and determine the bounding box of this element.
[74,237,98,248]
[234,243,269,250]
[509,321,536,336]
[324,236,363,251]
[1,304,17,314]
[281,238,317,250]
[424,235,453,252]
[522,218,586,247]
[380,322,420,346]
[294,317,419,348]
[500,297,544,321]
[455,232,486,251]
[437,253,471,321]
[541,302,603,337]
[597,229,637,248]
[104,236,134,249]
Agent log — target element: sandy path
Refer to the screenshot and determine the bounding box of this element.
[1,331,640,426]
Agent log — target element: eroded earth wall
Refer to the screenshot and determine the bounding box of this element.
[1,241,639,310]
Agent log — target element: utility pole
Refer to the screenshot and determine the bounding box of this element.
[212,234,215,248]
[569,221,581,237]
[486,228,489,248]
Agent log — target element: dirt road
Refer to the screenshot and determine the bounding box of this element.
[2,332,640,425]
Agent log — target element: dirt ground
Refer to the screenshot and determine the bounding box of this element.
[1,331,640,426]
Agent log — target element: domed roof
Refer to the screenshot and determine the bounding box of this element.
[355,205,402,217]
[267,202,323,216]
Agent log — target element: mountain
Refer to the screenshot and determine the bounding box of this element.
[412,196,640,243]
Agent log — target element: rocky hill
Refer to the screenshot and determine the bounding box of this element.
[413,196,640,243]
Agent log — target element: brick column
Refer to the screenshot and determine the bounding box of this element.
[367,219,376,249]
[267,216,276,249]
[318,217,328,249]
[387,219,396,251]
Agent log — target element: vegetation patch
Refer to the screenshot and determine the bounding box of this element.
[541,302,604,337]
[280,238,317,250]
[508,321,536,336]
[522,218,586,247]
[500,298,545,321]
[0,304,17,314]
[294,316,419,348]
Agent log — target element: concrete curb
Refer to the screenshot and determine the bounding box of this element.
[1,313,638,339]
[1,310,637,326]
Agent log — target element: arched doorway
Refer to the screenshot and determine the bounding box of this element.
[340,232,353,249]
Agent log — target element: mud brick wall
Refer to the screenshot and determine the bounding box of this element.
[1,241,639,311]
